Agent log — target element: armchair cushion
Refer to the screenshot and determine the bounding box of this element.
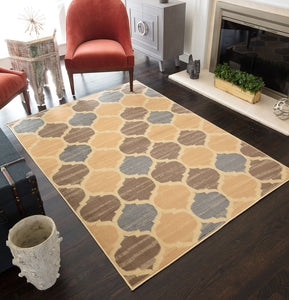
[65,39,134,71]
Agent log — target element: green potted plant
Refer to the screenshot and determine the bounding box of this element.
[214,63,265,104]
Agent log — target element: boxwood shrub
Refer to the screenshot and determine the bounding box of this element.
[214,63,265,94]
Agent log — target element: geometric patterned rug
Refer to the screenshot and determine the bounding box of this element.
[8,81,289,290]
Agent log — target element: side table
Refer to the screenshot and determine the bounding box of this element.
[126,0,186,72]
[6,31,64,106]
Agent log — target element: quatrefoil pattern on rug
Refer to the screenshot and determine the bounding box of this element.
[10,81,289,290]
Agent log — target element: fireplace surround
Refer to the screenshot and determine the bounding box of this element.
[209,1,289,99]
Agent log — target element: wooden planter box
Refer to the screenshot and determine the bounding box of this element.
[214,77,261,104]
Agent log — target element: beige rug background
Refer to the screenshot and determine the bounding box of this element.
[8,81,289,290]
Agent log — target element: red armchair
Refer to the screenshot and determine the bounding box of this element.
[65,0,134,95]
[0,67,31,114]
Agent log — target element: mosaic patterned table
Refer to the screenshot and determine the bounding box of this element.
[6,30,64,106]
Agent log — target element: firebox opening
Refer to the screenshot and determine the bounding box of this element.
[218,19,289,97]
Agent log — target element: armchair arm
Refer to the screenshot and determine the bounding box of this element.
[65,25,80,62]
[114,3,134,66]
[0,67,27,83]
[65,0,87,62]
[0,67,25,77]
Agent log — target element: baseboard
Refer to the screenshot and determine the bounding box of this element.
[179,53,189,63]
[0,57,11,69]
[58,42,66,57]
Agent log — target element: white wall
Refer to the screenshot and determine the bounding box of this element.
[183,0,289,69]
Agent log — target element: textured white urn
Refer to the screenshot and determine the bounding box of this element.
[6,215,63,290]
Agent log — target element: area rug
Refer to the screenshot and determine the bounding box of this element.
[8,81,289,290]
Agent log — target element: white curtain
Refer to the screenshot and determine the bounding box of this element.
[0,0,71,58]
[191,0,213,69]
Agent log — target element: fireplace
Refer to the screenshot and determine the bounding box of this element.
[209,2,289,99]
[169,1,289,135]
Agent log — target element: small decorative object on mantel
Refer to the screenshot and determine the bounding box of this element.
[273,98,289,120]
[18,7,45,37]
[187,55,200,79]
[6,215,63,290]
[214,63,265,104]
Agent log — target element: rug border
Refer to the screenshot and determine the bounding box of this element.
[7,80,289,291]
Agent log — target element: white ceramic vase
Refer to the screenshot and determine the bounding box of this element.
[6,215,63,290]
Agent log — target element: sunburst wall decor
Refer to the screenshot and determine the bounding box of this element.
[19,7,45,37]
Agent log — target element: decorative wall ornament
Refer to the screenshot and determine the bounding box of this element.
[18,7,45,37]
[6,215,62,290]
[187,55,200,79]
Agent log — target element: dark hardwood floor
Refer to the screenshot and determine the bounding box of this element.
[1,50,289,300]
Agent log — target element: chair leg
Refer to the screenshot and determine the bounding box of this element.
[67,71,75,95]
[22,87,31,114]
[129,68,134,92]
